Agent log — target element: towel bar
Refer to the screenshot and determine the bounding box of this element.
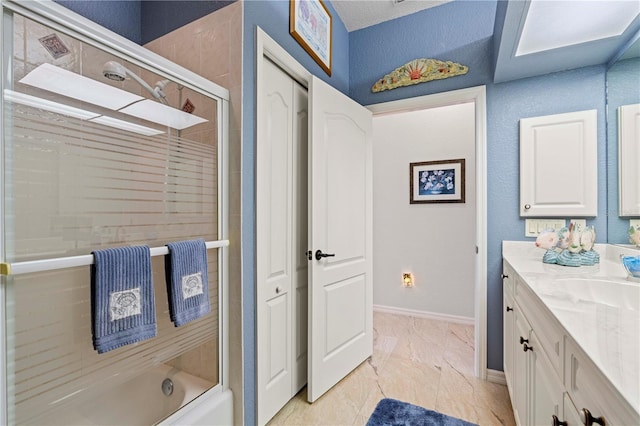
[0,240,229,276]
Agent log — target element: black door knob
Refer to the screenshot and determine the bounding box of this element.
[520,336,528,345]
[315,250,336,261]
[506,306,513,312]
[523,343,533,352]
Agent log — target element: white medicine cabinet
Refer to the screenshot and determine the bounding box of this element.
[519,109,598,217]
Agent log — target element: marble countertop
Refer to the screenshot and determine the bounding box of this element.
[502,241,640,415]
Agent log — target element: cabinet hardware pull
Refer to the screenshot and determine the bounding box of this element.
[275,286,282,294]
[524,204,531,210]
[552,415,568,426]
[506,306,513,312]
[501,273,509,279]
[523,343,533,352]
[519,336,528,344]
[581,408,605,426]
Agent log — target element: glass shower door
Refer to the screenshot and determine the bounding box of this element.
[1,9,226,425]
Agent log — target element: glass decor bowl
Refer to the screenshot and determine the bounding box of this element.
[621,256,640,279]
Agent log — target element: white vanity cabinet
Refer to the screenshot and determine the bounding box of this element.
[503,257,639,426]
[503,267,564,426]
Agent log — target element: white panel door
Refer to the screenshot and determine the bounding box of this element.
[520,110,597,217]
[307,76,373,403]
[257,59,308,425]
[256,59,295,424]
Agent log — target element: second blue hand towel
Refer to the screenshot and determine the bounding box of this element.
[165,239,210,326]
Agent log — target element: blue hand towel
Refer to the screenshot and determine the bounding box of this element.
[165,239,210,327]
[91,246,157,354]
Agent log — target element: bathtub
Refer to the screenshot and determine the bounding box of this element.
[55,364,233,425]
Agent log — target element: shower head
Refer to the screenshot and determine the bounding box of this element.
[101,60,168,105]
[102,60,127,82]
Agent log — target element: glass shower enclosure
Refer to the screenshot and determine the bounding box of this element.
[0,1,230,424]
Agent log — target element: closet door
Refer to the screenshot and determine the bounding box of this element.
[256,59,296,424]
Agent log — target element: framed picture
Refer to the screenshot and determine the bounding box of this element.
[410,159,466,204]
[290,0,332,76]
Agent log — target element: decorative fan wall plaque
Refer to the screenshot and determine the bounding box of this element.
[372,58,468,93]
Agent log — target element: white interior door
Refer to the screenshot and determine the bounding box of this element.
[256,59,302,424]
[307,76,373,403]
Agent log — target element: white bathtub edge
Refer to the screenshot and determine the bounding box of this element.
[159,388,233,426]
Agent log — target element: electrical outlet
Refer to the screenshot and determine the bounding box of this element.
[525,219,566,237]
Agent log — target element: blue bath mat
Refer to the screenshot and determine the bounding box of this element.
[367,398,476,426]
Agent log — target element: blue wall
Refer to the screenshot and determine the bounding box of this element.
[54,1,235,45]
[140,1,235,44]
[349,0,497,105]
[348,0,607,371]
[54,0,142,44]
[242,1,350,423]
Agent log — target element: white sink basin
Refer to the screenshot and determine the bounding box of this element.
[552,278,640,312]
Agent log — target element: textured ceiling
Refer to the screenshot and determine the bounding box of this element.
[331,0,452,32]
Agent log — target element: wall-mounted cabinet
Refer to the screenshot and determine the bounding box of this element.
[618,103,640,217]
[520,110,597,217]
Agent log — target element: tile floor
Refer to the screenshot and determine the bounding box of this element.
[268,311,516,425]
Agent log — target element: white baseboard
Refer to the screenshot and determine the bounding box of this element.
[373,304,474,325]
[486,369,506,385]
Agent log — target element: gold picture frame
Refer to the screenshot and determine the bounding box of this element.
[290,0,332,76]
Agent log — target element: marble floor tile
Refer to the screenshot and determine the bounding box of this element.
[268,312,515,426]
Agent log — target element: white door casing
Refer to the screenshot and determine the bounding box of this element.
[307,76,373,403]
[367,86,487,380]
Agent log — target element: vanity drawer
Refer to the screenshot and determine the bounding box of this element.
[564,338,639,426]
[516,277,564,376]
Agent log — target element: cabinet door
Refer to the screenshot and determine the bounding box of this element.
[530,330,563,426]
[563,393,584,426]
[503,276,515,395]
[520,109,597,217]
[513,308,530,426]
